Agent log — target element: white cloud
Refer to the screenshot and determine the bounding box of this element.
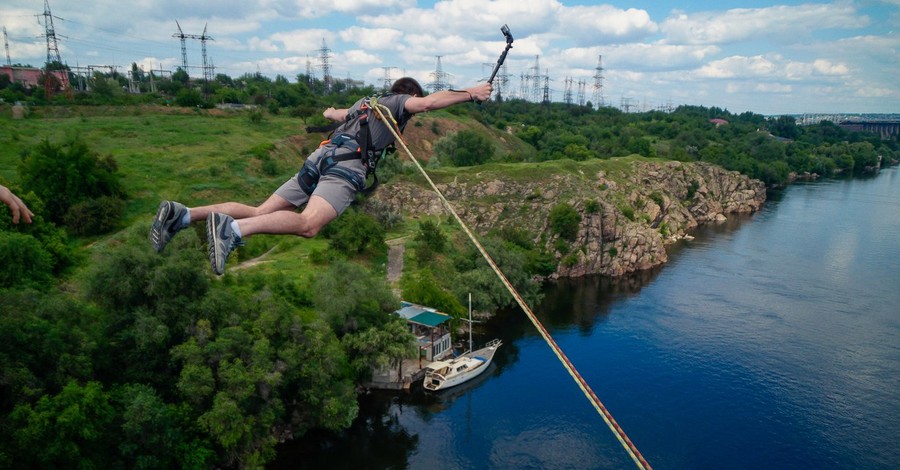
[661,3,869,45]
[596,43,721,71]
[268,29,330,53]
[362,0,563,39]
[342,49,382,66]
[556,5,658,45]
[339,27,406,51]
[696,55,776,78]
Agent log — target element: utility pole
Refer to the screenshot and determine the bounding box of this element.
[319,38,332,92]
[542,70,551,104]
[531,55,542,103]
[174,21,188,72]
[381,66,396,91]
[429,56,449,92]
[3,26,11,66]
[592,54,605,108]
[576,79,586,106]
[199,24,213,82]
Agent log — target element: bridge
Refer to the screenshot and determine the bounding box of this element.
[795,114,899,140]
[837,120,900,141]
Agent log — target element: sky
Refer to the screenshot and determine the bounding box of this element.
[1,0,898,115]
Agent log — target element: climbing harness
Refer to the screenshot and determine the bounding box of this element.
[296,134,366,194]
[371,102,653,470]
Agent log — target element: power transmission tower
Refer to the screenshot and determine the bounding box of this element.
[530,55,542,102]
[429,56,450,92]
[173,21,188,72]
[519,72,529,101]
[305,55,314,84]
[576,79,586,106]
[199,24,214,82]
[486,62,509,101]
[172,21,215,81]
[39,0,63,67]
[592,54,605,108]
[564,77,573,105]
[3,27,10,66]
[319,38,332,92]
[37,0,70,97]
[381,67,397,91]
[542,70,551,104]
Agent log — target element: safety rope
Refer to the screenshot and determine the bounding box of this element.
[371,103,652,470]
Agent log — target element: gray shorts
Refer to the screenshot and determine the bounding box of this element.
[274,147,366,216]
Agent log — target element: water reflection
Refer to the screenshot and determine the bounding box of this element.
[535,268,664,334]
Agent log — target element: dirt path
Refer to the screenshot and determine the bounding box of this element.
[386,238,406,297]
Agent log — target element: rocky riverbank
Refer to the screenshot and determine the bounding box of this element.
[372,158,766,278]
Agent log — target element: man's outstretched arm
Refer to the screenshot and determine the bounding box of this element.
[404,82,493,114]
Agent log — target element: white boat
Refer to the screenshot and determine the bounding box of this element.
[423,293,502,392]
[422,338,502,391]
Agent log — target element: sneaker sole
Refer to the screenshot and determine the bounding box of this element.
[150,201,173,252]
[207,213,225,275]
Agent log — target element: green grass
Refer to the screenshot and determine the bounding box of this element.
[0,106,307,227]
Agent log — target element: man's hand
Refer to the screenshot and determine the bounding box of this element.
[469,82,494,102]
[0,185,33,224]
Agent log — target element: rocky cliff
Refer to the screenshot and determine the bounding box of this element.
[372,157,766,278]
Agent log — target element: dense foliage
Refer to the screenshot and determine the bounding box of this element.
[18,137,126,234]
[0,221,411,467]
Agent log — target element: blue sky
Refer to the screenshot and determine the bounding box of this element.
[1,0,898,114]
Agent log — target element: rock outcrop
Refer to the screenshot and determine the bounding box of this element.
[372,158,766,278]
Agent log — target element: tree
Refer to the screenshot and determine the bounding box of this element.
[313,260,398,334]
[18,137,125,228]
[10,381,116,467]
[342,318,416,381]
[435,130,495,166]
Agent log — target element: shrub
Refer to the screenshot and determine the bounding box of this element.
[0,231,54,289]
[415,220,446,253]
[19,137,125,230]
[434,130,494,167]
[63,196,126,236]
[549,203,581,240]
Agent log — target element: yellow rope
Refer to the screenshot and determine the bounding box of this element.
[371,102,652,470]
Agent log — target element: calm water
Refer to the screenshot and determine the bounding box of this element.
[274,167,900,469]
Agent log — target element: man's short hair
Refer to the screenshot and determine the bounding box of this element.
[391,77,424,97]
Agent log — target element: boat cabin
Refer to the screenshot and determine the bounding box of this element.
[395,302,453,361]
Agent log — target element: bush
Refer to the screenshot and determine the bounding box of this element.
[415,220,446,253]
[63,196,126,236]
[322,208,386,255]
[0,231,54,289]
[19,137,125,230]
[435,130,494,167]
[549,203,580,240]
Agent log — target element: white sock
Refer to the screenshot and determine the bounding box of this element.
[181,210,191,228]
[230,220,243,239]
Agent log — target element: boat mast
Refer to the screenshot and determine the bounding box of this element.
[468,293,473,353]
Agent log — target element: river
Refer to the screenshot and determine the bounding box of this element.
[273,167,900,469]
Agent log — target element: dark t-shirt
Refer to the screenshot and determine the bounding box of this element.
[330,93,414,151]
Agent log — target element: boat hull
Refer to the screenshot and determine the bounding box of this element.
[423,339,502,391]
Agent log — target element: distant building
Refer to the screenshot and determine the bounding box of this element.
[0,66,69,90]
[709,118,729,127]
